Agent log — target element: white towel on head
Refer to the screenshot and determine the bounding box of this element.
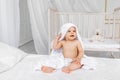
[59,23,84,47]
[51,23,84,55]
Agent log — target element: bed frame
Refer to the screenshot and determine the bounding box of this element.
[48,8,120,57]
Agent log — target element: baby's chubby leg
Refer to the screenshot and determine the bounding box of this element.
[62,62,83,73]
[69,62,82,71]
[41,66,55,73]
[62,67,71,73]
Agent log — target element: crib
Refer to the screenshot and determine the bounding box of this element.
[48,7,120,56]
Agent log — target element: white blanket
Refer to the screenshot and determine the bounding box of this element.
[1,54,120,80]
[0,42,27,73]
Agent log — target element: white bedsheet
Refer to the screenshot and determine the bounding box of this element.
[83,39,120,49]
[0,54,120,80]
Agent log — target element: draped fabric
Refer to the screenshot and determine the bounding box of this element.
[49,0,104,12]
[0,0,20,47]
[27,0,49,54]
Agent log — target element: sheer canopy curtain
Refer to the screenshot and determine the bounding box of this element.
[27,0,49,54]
[51,0,104,12]
[0,0,20,47]
[27,0,104,54]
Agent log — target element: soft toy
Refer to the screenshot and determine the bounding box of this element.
[90,29,104,42]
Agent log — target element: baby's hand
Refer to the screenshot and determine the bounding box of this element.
[55,33,61,40]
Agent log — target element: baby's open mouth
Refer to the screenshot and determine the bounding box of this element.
[70,35,74,37]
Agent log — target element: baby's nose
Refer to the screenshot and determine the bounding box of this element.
[71,31,74,34]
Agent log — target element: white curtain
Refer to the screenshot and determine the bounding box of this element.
[27,0,105,54]
[49,0,104,12]
[27,0,49,54]
[0,0,20,47]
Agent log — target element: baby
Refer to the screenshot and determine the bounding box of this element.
[41,23,84,73]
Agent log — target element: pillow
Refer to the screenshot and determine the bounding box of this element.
[0,61,9,73]
[0,42,27,73]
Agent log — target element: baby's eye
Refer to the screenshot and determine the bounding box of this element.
[68,30,71,32]
[73,30,76,32]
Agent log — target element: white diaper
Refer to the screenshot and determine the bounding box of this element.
[35,54,97,71]
[64,58,72,66]
[36,53,72,70]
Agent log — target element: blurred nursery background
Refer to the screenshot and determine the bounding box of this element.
[0,0,120,58]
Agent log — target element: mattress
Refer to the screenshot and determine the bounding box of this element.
[83,39,120,51]
[0,54,120,80]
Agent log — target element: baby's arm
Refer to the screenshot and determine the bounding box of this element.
[72,41,84,64]
[53,34,62,50]
[77,41,84,61]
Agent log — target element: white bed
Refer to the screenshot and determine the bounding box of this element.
[0,42,120,80]
[0,54,120,80]
[83,39,120,51]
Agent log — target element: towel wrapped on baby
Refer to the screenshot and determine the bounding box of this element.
[35,23,97,72]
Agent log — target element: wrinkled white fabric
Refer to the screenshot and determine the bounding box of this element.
[0,42,27,73]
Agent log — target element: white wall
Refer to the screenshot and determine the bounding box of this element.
[19,0,33,46]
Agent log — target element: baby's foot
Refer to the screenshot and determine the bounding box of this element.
[41,66,55,73]
[62,67,71,73]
